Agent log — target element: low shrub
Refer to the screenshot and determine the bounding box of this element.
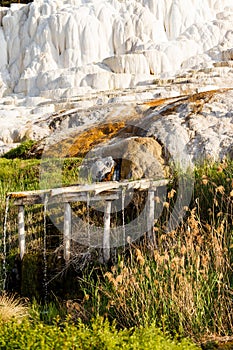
[0,316,199,349]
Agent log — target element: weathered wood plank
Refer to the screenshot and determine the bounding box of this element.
[9,179,169,206]
[9,189,51,199]
[13,192,119,206]
[54,192,119,203]
[51,182,120,197]
[14,195,45,206]
[124,179,169,191]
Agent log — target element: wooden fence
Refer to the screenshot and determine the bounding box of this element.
[8,179,168,262]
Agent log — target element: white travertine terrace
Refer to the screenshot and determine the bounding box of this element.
[0,0,232,159]
[0,0,233,95]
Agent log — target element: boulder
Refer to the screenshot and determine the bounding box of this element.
[86,136,168,181]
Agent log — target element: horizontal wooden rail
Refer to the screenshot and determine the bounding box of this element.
[8,179,168,204]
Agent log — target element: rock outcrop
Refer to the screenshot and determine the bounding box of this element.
[0,0,232,166]
[38,88,233,182]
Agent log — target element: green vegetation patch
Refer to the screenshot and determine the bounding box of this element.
[0,157,82,199]
[2,140,37,160]
[0,316,199,350]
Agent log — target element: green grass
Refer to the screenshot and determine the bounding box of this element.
[0,156,82,194]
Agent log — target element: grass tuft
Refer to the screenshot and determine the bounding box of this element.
[0,293,29,323]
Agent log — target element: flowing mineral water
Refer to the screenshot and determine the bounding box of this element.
[2,195,10,290]
[43,194,49,302]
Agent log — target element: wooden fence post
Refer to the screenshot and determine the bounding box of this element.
[18,205,25,259]
[147,190,155,241]
[64,202,72,262]
[103,200,111,263]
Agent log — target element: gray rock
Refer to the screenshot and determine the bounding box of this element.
[79,156,116,182]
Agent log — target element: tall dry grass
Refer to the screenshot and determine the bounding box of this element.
[82,160,233,341]
[104,208,232,336]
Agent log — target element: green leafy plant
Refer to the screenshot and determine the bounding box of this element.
[0,315,200,349]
